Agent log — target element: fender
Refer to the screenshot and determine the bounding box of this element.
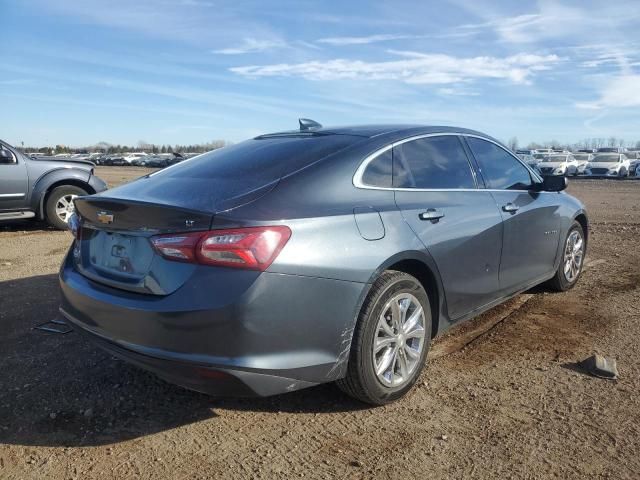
[29,167,92,219]
[551,205,590,272]
[573,209,589,242]
[363,249,450,337]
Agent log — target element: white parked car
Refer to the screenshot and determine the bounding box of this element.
[122,152,148,164]
[536,154,580,176]
[572,153,594,175]
[584,153,630,177]
[522,152,546,169]
[625,152,640,177]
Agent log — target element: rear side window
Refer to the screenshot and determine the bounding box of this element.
[156,134,360,182]
[393,135,476,189]
[466,137,533,190]
[361,149,392,187]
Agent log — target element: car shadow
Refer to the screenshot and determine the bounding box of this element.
[0,219,56,233]
[0,274,366,448]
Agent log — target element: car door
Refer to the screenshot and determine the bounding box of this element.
[465,136,561,294]
[392,134,503,321]
[0,144,29,211]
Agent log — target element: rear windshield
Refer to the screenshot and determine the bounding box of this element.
[154,134,361,181]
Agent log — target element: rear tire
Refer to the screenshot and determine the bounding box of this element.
[337,271,431,405]
[546,221,585,292]
[45,185,87,230]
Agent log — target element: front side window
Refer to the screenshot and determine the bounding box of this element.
[393,135,475,189]
[466,137,533,190]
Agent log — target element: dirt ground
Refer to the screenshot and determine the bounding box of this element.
[0,168,639,479]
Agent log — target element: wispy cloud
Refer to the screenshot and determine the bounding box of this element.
[177,0,215,6]
[230,51,561,86]
[0,78,36,86]
[212,37,286,55]
[317,34,415,46]
[437,87,479,97]
[455,1,640,44]
[577,75,640,109]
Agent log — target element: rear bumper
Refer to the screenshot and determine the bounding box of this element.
[59,252,366,397]
[61,309,319,396]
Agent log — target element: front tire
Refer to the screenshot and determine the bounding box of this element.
[45,185,87,230]
[337,271,432,405]
[546,221,585,292]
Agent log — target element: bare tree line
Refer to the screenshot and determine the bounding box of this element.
[23,139,230,155]
[506,137,640,151]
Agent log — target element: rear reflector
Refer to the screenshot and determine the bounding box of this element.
[150,226,291,271]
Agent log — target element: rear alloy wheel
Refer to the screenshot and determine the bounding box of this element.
[547,221,585,291]
[337,271,431,405]
[45,185,87,230]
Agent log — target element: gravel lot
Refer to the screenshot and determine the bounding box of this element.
[1,168,639,479]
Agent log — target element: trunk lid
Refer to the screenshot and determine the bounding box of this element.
[73,197,214,295]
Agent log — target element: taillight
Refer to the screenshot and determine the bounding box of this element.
[68,212,82,260]
[150,226,291,271]
[68,212,81,239]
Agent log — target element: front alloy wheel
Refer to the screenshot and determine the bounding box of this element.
[547,221,586,291]
[563,229,584,283]
[55,194,78,224]
[45,185,88,230]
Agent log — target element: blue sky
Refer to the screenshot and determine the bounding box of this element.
[2,0,640,147]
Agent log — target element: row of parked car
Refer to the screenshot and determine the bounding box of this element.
[29,151,199,168]
[516,147,640,178]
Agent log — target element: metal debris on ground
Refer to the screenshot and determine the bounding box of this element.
[581,354,619,379]
[34,318,73,334]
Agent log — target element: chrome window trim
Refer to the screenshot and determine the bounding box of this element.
[353,132,544,191]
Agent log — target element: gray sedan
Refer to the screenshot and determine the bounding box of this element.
[59,123,588,405]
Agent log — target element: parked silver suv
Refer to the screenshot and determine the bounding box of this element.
[0,140,107,229]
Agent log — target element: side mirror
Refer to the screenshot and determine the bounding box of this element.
[536,175,567,192]
[0,149,16,164]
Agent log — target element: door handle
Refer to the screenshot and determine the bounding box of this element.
[419,209,445,222]
[502,203,519,213]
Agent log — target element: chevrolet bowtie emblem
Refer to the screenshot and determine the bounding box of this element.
[97,211,114,224]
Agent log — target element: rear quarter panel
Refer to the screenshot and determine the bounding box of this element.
[211,138,452,334]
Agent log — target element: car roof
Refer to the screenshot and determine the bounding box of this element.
[256,124,499,143]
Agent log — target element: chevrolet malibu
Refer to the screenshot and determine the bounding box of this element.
[59,123,588,405]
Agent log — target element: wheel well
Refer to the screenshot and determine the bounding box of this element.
[40,180,94,219]
[574,213,588,244]
[387,259,440,338]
